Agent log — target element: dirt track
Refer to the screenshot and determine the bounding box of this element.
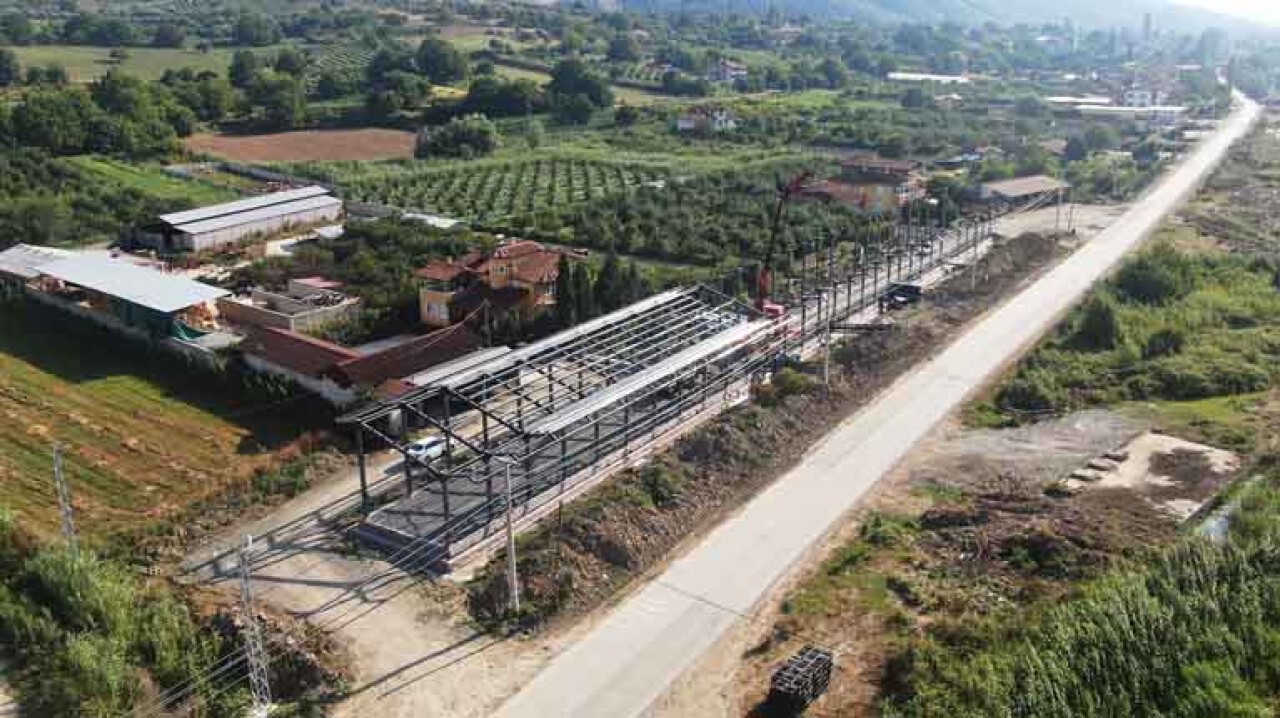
[185,129,416,162]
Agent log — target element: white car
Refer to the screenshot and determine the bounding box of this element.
[405,436,446,464]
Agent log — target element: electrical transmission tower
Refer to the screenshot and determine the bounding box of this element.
[52,444,76,556]
[238,535,273,718]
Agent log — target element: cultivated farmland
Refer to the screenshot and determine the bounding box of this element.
[10,45,236,83]
[305,43,377,93]
[64,156,238,205]
[291,156,669,220]
[0,300,328,542]
[185,128,417,162]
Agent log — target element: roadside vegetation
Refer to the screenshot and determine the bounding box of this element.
[759,123,1280,716]
[0,509,349,716]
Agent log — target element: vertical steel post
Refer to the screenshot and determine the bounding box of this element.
[504,461,520,616]
[355,427,368,512]
[238,535,272,718]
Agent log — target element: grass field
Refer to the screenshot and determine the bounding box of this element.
[63,156,238,205]
[493,63,674,106]
[0,299,328,542]
[11,45,237,83]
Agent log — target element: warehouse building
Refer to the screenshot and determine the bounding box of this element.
[27,252,233,361]
[140,186,344,253]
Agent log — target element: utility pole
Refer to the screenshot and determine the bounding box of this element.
[499,457,520,616]
[238,535,273,718]
[52,444,76,556]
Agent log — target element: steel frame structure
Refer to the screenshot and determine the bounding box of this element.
[340,285,784,555]
[341,198,1030,559]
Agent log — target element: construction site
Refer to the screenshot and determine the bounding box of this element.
[338,180,1065,567]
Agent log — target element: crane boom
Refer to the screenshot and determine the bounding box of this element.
[756,171,812,317]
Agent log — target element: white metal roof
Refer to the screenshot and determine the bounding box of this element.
[176,195,343,237]
[38,255,229,313]
[436,288,696,391]
[0,244,73,280]
[407,346,513,387]
[526,319,771,435]
[159,186,331,227]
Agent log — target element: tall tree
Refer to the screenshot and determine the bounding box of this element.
[273,46,308,77]
[571,262,594,321]
[233,12,280,46]
[416,36,469,85]
[596,251,623,312]
[553,255,576,326]
[152,23,185,48]
[229,50,258,89]
[0,48,18,88]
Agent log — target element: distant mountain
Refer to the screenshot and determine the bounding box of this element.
[619,0,1251,32]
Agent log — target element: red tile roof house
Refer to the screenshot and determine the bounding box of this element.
[240,323,482,407]
[415,240,576,328]
[799,156,927,213]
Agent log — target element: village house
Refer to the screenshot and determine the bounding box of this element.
[675,106,738,134]
[706,59,748,84]
[415,240,578,328]
[800,156,927,213]
[1122,87,1168,108]
[217,276,362,335]
[240,322,484,405]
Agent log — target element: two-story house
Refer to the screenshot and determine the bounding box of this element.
[416,240,572,328]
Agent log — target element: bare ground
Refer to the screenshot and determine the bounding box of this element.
[185,129,416,162]
[652,405,1246,718]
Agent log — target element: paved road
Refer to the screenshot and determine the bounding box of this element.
[496,97,1262,718]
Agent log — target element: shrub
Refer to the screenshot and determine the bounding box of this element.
[1072,293,1123,351]
[996,370,1066,414]
[1143,326,1186,359]
[1115,245,1197,305]
[638,465,682,508]
[414,114,500,159]
[773,366,816,398]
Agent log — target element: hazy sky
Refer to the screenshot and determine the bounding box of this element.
[1172,0,1280,25]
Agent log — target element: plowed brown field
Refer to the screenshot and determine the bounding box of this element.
[186,128,416,162]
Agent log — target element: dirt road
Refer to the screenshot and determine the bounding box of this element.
[494,97,1261,718]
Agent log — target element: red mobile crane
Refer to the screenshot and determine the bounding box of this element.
[755,171,812,319]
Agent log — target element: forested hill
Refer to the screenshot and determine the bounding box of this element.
[617,0,1245,32]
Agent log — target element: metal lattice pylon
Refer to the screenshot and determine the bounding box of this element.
[238,535,273,717]
[52,444,76,556]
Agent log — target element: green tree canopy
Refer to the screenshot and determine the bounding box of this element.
[416,36,469,85]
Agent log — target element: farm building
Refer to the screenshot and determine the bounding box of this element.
[800,157,926,213]
[240,322,485,406]
[1076,104,1188,130]
[981,175,1070,203]
[218,277,361,335]
[139,186,344,253]
[29,254,231,346]
[0,244,72,289]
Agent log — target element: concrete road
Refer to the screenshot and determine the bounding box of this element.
[496,97,1262,718]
